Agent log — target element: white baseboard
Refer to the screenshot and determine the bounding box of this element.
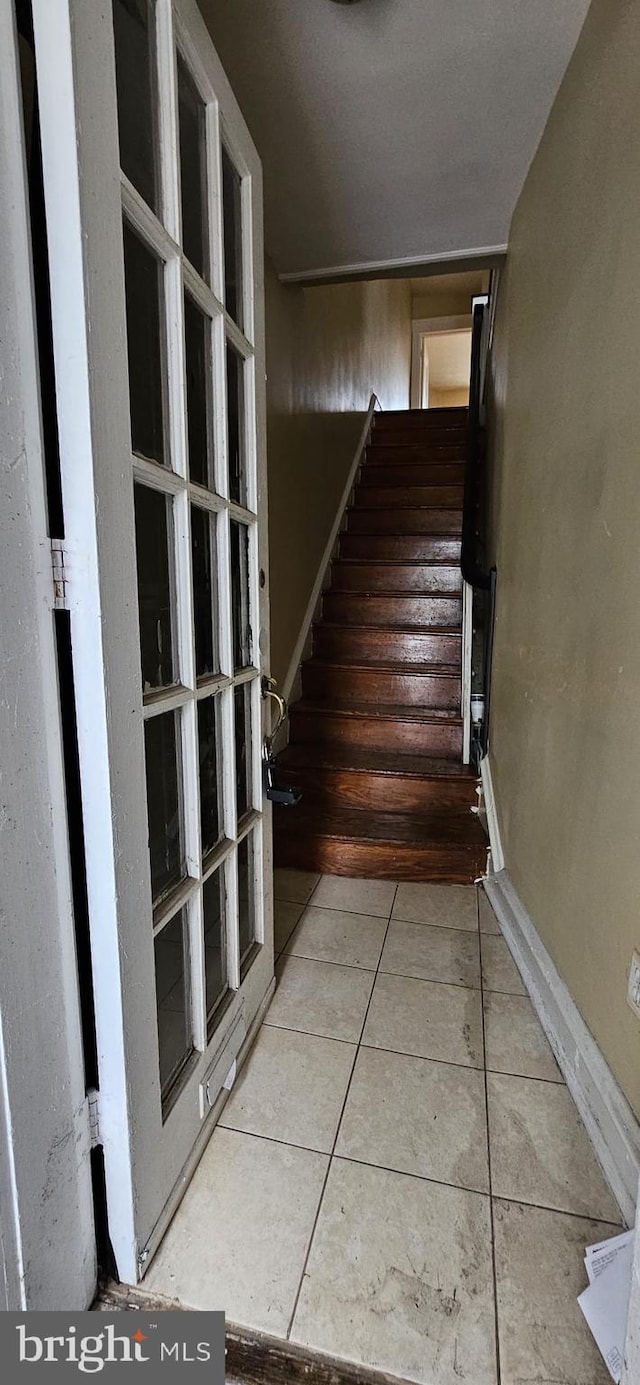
[480,753,504,873]
[484,870,640,1228]
[281,393,379,707]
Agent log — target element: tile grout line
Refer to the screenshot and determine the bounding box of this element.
[284,881,400,1344]
[276,892,487,933]
[478,887,502,1385]
[216,1122,623,1228]
[260,1024,564,1085]
[280,954,526,998]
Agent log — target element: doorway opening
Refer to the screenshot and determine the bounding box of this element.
[409,270,489,409]
[411,318,472,409]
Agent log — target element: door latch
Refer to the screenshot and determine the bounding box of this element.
[261,676,301,807]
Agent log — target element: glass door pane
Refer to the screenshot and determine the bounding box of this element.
[177,54,208,282]
[144,711,184,902]
[191,506,218,679]
[154,909,193,1094]
[203,867,227,1026]
[123,224,166,465]
[113,0,157,211]
[198,693,222,859]
[226,342,247,505]
[135,484,175,689]
[184,293,214,488]
[221,144,243,330]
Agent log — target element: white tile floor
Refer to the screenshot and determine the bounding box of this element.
[146,874,622,1385]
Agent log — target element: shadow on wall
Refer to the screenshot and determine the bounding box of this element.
[265,262,412,688]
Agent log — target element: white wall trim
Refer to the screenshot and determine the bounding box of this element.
[278,244,509,286]
[281,394,379,708]
[480,753,504,873]
[484,870,640,1229]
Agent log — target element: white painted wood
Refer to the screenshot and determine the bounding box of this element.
[409,330,423,410]
[484,871,640,1229]
[282,393,379,706]
[480,753,505,873]
[138,975,275,1272]
[33,0,273,1281]
[33,0,150,1282]
[278,245,509,285]
[461,581,473,765]
[0,0,95,1307]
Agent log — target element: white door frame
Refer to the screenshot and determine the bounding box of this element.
[31,0,273,1283]
[0,0,96,1309]
[410,314,473,409]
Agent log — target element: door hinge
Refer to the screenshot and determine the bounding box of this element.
[50,538,69,610]
[87,1087,101,1148]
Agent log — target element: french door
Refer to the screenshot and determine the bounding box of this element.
[32,0,273,1281]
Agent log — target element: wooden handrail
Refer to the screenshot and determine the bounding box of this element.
[461,302,493,592]
[461,300,498,764]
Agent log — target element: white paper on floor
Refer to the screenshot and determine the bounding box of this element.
[578,1229,634,1383]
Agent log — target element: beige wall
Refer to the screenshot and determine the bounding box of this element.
[487,0,640,1115]
[266,262,411,687]
[411,270,489,324]
[429,386,469,409]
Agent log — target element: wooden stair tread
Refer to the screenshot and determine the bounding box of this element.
[351,509,462,520]
[350,511,462,520]
[336,557,460,566]
[277,802,485,847]
[279,745,477,780]
[330,587,460,599]
[292,698,462,723]
[341,531,461,538]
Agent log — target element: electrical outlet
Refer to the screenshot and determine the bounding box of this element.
[627,951,640,1019]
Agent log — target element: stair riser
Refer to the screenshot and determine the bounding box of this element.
[280,764,477,814]
[290,708,463,756]
[323,592,462,628]
[313,626,461,666]
[331,563,462,595]
[374,408,466,429]
[366,444,465,463]
[274,831,484,883]
[347,509,462,536]
[370,430,467,450]
[361,463,465,486]
[339,534,461,563]
[354,485,463,509]
[303,664,460,708]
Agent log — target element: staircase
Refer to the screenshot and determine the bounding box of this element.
[273,406,488,882]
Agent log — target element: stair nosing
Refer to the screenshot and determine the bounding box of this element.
[291,701,463,725]
[314,622,462,635]
[328,589,462,600]
[333,559,461,568]
[280,753,475,782]
[305,659,460,676]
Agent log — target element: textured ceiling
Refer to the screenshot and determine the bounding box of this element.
[199,0,589,280]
